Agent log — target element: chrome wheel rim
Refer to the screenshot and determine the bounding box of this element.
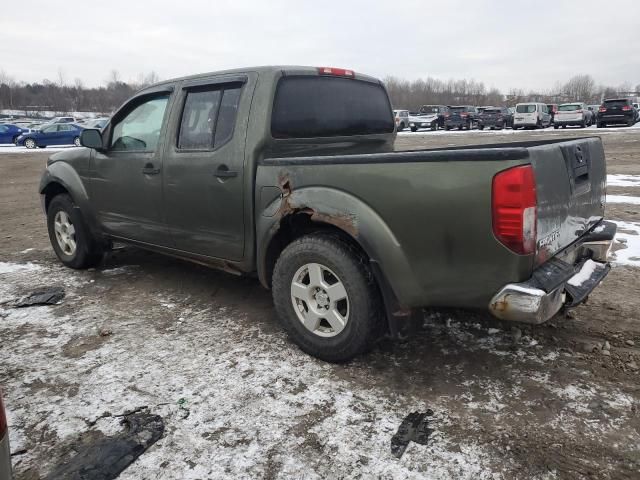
[54,211,77,256]
[25,138,35,149]
[74,137,81,146]
[290,263,349,338]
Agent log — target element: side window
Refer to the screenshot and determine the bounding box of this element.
[177,83,242,150]
[0,126,7,133]
[42,126,57,133]
[111,94,170,152]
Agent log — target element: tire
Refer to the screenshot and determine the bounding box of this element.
[272,234,383,363]
[445,125,451,131]
[512,125,518,130]
[47,194,103,269]
[554,125,559,129]
[479,125,485,130]
[24,138,37,149]
[430,121,437,131]
[536,119,542,129]
[597,123,604,128]
[410,126,417,132]
[562,125,567,129]
[73,136,81,147]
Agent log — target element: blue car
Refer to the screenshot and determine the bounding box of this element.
[0,123,28,144]
[16,123,84,149]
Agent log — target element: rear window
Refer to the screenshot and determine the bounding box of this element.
[603,99,630,107]
[483,108,501,114]
[449,107,466,113]
[558,104,581,111]
[271,76,394,138]
[516,105,537,113]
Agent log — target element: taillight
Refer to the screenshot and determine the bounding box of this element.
[492,165,537,255]
[317,67,354,77]
[575,109,583,113]
[444,113,450,118]
[460,113,468,117]
[599,106,606,112]
[622,105,632,111]
[0,392,7,437]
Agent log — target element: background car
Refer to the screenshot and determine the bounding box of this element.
[82,117,109,129]
[393,109,410,131]
[554,102,592,128]
[16,123,84,148]
[0,124,28,144]
[597,98,639,127]
[418,105,449,128]
[478,107,511,129]
[444,105,479,130]
[1,391,12,480]
[546,104,558,124]
[512,103,551,129]
[409,112,439,131]
[48,116,76,124]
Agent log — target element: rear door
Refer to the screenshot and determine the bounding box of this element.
[163,74,255,261]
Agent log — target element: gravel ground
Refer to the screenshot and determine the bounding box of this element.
[1,126,639,479]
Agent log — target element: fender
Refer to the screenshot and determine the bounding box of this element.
[256,186,422,311]
[39,161,102,239]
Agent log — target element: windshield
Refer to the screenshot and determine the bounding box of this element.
[516,104,537,113]
[603,99,629,108]
[420,106,440,114]
[449,107,467,113]
[272,77,394,138]
[558,104,581,111]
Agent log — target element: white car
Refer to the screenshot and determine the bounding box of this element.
[409,113,439,131]
[393,110,410,131]
[512,103,551,129]
[554,103,592,129]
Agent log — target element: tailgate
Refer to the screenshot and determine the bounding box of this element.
[529,137,606,264]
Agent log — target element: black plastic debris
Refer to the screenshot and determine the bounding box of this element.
[14,287,65,308]
[45,412,164,480]
[391,410,434,459]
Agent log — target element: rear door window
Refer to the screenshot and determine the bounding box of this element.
[271,76,394,138]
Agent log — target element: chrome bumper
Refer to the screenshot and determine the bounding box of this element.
[489,224,615,324]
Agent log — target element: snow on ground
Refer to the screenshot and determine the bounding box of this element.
[607,194,640,205]
[607,174,640,188]
[0,144,77,154]
[612,220,640,267]
[2,258,637,478]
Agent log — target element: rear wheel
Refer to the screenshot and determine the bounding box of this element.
[410,126,417,132]
[597,123,605,128]
[47,194,103,269]
[430,121,437,131]
[24,138,36,149]
[554,124,559,129]
[479,125,485,130]
[445,125,451,131]
[272,234,383,362]
[562,124,567,129]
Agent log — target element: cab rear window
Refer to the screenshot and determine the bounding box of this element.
[271,76,394,138]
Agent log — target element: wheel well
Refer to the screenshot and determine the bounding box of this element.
[262,213,369,289]
[42,182,69,212]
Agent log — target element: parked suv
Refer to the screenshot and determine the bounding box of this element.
[597,98,638,128]
[512,103,551,129]
[478,107,511,130]
[444,105,478,130]
[393,110,409,131]
[554,103,592,129]
[418,105,449,129]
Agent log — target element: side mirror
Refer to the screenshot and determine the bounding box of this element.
[80,129,104,150]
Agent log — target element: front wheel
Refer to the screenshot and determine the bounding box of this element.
[47,194,104,269]
[73,136,81,147]
[24,138,36,149]
[431,121,437,131]
[272,234,383,362]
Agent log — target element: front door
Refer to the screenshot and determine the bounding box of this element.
[163,75,252,261]
[88,89,174,245]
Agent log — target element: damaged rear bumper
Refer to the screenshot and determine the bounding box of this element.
[489,221,616,324]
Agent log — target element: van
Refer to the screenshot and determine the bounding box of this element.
[393,109,409,131]
[512,103,551,129]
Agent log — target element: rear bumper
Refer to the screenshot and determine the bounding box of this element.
[555,119,585,126]
[489,221,616,324]
[599,114,634,124]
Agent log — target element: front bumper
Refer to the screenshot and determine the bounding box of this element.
[489,221,616,324]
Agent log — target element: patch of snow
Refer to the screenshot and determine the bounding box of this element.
[611,221,640,267]
[0,262,43,275]
[19,248,36,254]
[607,194,640,205]
[607,174,640,188]
[567,260,602,287]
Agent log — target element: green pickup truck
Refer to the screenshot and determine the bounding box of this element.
[40,66,615,362]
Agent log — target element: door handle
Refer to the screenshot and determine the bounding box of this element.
[142,163,160,175]
[214,165,238,178]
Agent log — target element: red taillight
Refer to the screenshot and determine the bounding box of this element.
[0,392,7,437]
[317,67,354,77]
[444,113,450,118]
[599,106,606,112]
[492,165,537,255]
[460,113,468,117]
[622,105,632,111]
[575,109,583,113]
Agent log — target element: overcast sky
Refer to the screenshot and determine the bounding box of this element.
[1,0,639,92]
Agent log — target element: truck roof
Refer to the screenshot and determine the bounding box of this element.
[140,65,382,93]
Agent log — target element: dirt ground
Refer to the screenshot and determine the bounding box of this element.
[1,127,639,479]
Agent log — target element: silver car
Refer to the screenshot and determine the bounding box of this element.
[0,391,12,480]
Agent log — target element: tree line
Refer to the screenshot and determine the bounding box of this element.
[1,69,639,116]
[0,70,160,116]
[384,74,640,110]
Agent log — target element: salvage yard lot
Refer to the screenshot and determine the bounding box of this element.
[1,128,640,479]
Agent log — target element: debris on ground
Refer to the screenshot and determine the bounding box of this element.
[44,411,164,480]
[391,410,434,459]
[13,286,64,308]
